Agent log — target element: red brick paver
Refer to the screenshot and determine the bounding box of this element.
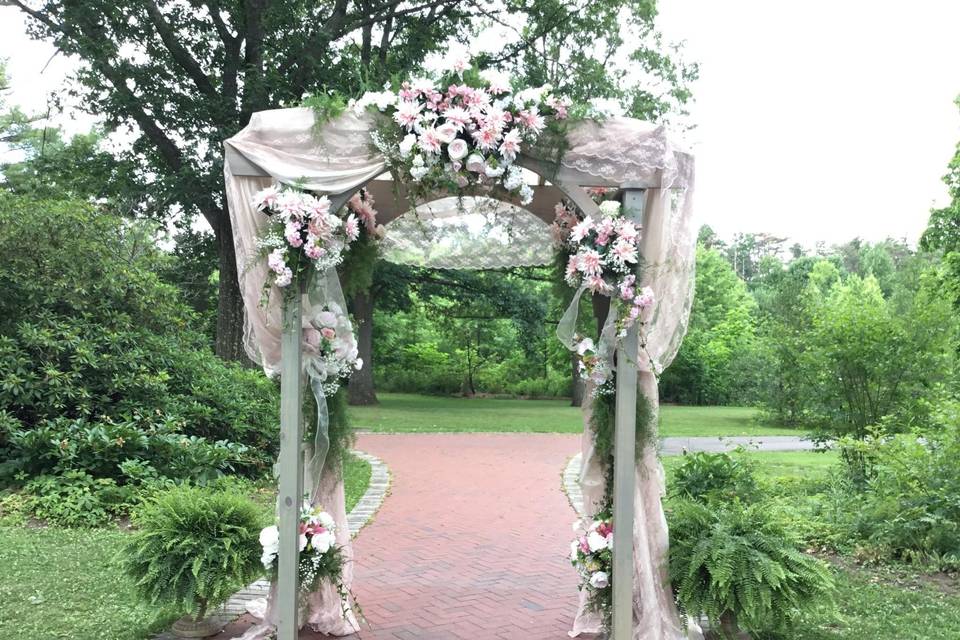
[228,433,582,640]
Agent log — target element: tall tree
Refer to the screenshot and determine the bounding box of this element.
[921,96,960,307]
[10,0,476,360]
[11,0,695,365]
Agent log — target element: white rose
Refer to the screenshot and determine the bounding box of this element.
[587,530,608,553]
[448,139,469,161]
[465,153,485,172]
[298,533,308,552]
[261,550,277,569]
[570,540,580,561]
[316,311,337,328]
[311,530,335,554]
[484,163,505,178]
[589,571,609,589]
[318,512,336,530]
[259,525,279,550]
[436,123,457,144]
[398,133,417,158]
[354,357,364,371]
[599,200,621,217]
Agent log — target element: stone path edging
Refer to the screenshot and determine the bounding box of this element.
[154,449,390,638]
[563,453,585,517]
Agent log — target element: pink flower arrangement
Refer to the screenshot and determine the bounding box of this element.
[553,200,653,336]
[253,184,359,289]
[354,52,571,206]
[260,501,349,599]
[346,188,386,240]
[571,515,614,624]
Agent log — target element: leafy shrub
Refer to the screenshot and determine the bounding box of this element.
[668,499,835,637]
[833,402,960,569]
[671,449,759,504]
[122,486,265,619]
[5,414,252,485]
[0,196,278,483]
[23,471,122,527]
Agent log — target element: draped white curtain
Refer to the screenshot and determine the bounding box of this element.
[223,107,696,638]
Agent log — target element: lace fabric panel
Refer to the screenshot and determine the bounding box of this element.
[380,196,555,269]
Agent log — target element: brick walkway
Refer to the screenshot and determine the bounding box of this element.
[224,433,582,640]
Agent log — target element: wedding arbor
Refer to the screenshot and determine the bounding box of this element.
[223,104,695,640]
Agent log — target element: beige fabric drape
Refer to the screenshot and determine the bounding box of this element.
[223,108,696,639]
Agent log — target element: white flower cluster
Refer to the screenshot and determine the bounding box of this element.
[260,501,339,590]
[305,303,363,395]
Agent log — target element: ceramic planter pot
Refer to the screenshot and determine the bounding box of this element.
[171,614,223,638]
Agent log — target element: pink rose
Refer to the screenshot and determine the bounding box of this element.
[320,327,336,340]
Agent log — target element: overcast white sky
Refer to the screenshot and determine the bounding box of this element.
[2,2,959,247]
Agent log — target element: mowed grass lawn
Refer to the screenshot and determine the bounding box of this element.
[348,393,799,437]
[0,454,371,640]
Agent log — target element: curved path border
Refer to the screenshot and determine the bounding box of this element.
[156,450,391,637]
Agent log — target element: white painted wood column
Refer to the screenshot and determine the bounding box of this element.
[277,287,304,640]
[611,188,646,640]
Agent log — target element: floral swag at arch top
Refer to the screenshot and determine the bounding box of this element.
[224,96,696,639]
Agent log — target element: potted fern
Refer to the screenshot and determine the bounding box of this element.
[668,499,835,639]
[122,486,265,638]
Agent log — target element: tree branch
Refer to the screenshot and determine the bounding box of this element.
[143,1,217,97]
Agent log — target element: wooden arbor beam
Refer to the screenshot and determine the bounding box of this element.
[277,285,304,640]
[611,188,647,640]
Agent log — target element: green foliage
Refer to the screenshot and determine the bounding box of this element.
[122,486,265,618]
[23,471,119,528]
[668,498,835,637]
[0,195,279,484]
[671,450,759,505]
[588,389,654,498]
[301,91,349,130]
[804,273,955,445]
[7,415,252,486]
[831,401,960,569]
[661,246,761,405]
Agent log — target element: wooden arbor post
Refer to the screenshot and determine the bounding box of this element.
[277,286,304,640]
[611,188,647,640]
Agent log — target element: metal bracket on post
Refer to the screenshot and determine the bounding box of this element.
[277,286,304,640]
[611,188,646,640]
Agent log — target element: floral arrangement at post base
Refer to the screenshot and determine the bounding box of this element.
[570,512,615,628]
[259,500,363,626]
[351,48,575,207]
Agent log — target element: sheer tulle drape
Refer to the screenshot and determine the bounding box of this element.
[223,108,696,639]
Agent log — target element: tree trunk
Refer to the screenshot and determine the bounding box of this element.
[213,213,249,363]
[347,290,379,405]
[570,349,584,407]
